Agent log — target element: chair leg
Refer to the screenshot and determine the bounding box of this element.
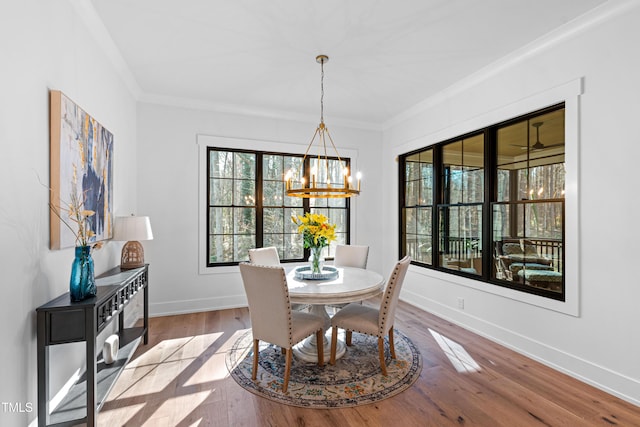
[388,328,396,359]
[252,339,259,381]
[346,330,352,346]
[316,329,324,366]
[330,326,338,365]
[283,349,293,393]
[378,337,387,376]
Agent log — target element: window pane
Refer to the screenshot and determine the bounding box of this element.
[492,201,563,293]
[286,208,304,233]
[442,135,484,204]
[420,164,433,205]
[263,233,284,256]
[209,234,234,263]
[406,181,419,206]
[234,208,255,235]
[404,207,432,265]
[285,233,304,259]
[234,152,255,179]
[235,235,254,262]
[310,197,326,208]
[283,156,304,207]
[414,235,432,264]
[329,209,347,232]
[405,154,420,181]
[263,208,283,234]
[209,178,232,206]
[439,205,482,275]
[210,151,233,178]
[402,148,434,265]
[263,180,284,206]
[234,179,255,206]
[263,154,283,180]
[209,207,233,234]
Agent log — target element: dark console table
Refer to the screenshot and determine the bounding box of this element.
[37,265,149,427]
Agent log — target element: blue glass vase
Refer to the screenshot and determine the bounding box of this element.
[70,246,96,302]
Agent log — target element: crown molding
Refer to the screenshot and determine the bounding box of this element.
[139,92,383,131]
[383,0,638,130]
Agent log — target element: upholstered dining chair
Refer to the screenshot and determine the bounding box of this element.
[239,263,325,393]
[248,246,280,266]
[330,244,370,310]
[329,255,411,375]
[333,244,369,269]
[248,246,307,311]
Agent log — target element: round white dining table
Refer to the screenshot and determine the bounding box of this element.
[286,266,385,362]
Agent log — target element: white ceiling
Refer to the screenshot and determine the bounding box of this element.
[90,0,607,126]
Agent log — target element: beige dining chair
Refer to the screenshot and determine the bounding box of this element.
[248,246,280,265]
[330,244,370,310]
[239,263,325,393]
[333,244,369,269]
[329,255,411,375]
[248,246,307,311]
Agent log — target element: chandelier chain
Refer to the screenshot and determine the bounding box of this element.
[320,59,324,124]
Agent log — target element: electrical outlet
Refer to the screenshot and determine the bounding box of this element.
[457,297,464,309]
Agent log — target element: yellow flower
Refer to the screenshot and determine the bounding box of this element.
[292,213,336,249]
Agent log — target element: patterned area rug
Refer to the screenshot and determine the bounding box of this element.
[226,329,422,408]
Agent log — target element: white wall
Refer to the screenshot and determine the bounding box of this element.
[382,1,640,405]
[136,103,382,315]
[0,1,138,425]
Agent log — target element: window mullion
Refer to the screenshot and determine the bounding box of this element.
[255,153,263,248]
[433,146,442,267]
[484,128,495,280]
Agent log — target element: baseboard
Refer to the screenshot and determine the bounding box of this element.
[401,289,640,407]
[150,295,247,317]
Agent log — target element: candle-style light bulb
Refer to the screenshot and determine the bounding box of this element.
[284,170,292,190]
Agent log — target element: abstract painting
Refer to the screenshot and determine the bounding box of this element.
[50,90,114,249]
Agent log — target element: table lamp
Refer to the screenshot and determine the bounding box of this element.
[113,215,154,269]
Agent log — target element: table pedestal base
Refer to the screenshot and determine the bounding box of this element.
[293,331,345,363]
[292,304,346,362]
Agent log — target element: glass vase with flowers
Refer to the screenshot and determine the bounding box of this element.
[293,213,336,274]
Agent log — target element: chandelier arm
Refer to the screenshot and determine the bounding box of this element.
[302,127,321,159]
[320,129,330,186]
[324,128,343,163]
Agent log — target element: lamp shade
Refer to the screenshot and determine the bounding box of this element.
[113,216,154,241]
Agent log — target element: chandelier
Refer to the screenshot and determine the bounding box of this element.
[284,55,361,198]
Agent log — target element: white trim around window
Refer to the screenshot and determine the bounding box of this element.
[394,78,582,316]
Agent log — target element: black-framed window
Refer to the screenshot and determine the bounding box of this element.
[400,104,565,300]
[207,147,350,266]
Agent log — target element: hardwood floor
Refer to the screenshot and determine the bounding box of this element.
[98,301,639,426]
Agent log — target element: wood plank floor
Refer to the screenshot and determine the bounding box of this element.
[98,301,640,426]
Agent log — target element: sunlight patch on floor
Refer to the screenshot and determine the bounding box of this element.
[221,328,252,374]
[429,328,481,374]
[143,391,212,426]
